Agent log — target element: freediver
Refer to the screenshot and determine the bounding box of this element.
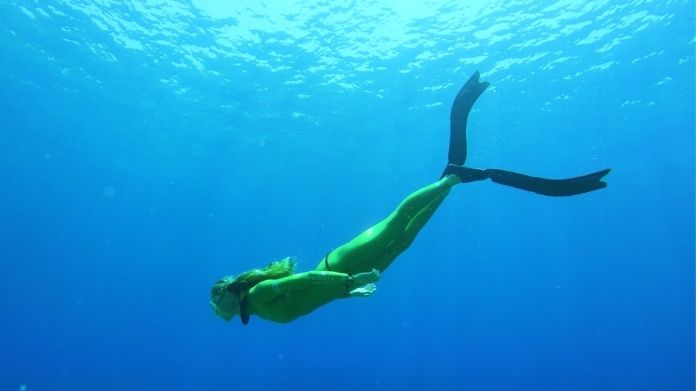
[210,71,610,325]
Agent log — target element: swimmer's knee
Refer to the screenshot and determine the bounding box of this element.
[389,237,413,254]
[384,209,410,232]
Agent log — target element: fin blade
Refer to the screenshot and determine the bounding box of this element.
[486,168,611,197]
[448,71,490,165]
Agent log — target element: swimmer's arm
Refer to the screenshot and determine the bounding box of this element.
[250,271,352,303]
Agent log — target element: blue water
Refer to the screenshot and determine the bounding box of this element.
[1,1,694,390]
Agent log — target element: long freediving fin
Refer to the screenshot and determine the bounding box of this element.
[440,71,611,197]
[448,70,490,166]
[486,168,611,196]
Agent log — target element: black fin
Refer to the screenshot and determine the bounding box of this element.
[486,168,611,197]
[448,71,490,165]
[441,164,489,182]
[439,71,610,197]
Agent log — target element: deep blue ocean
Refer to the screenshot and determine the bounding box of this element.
[1,1,694,390]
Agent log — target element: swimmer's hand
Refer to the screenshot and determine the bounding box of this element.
[353,268,380,286]
[348,283,377,298]
[347,269,380,297]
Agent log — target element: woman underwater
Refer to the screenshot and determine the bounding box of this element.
[210,71,611,325]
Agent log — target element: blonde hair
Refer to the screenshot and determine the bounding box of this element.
[210,257,297,303]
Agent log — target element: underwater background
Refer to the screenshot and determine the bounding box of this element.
[1,1,694,390]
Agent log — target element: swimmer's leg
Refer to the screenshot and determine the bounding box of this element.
[318,175,458,275]
[371,191,450,272]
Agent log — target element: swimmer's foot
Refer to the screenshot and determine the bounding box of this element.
[441,164,489,183]
[441,173,462,186]
[348,283,377,298]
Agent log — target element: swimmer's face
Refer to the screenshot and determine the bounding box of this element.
[210,291,239,321]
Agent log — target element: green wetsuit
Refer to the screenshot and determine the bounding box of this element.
[243,175,458,323]
[229,70,609,325]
